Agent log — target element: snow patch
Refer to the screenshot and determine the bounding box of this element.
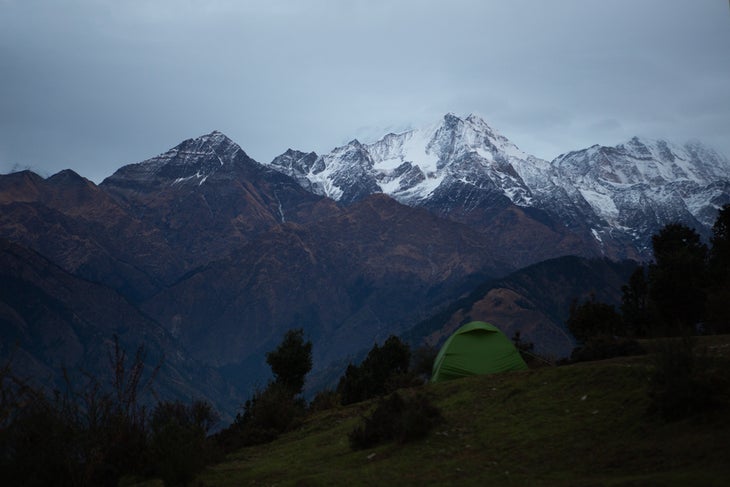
[579,188,619,220]
[591,229,603,243]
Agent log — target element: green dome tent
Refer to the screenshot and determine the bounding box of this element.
[431,321,528,382]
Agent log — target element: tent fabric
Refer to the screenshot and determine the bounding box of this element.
[431,321,528,382]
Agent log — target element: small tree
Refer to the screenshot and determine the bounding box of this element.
[234,382,306,446]
[266,328,312,396]
[648,223,708,334]
[217,329,313,450]
[566,295,645,362]
[337,335,412,405]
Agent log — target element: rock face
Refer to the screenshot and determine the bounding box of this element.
[269,113,730,262]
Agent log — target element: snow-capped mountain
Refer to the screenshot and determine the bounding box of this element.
[100,130,325,266]
[268,113,730,260]
[271,113,547,207]
[103,130,253,190]
[549,137,730,255]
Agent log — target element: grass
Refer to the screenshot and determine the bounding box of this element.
[197,336,730,486]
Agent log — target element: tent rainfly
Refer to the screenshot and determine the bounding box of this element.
[431,321,528,382]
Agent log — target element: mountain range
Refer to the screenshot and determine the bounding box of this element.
[270,113,730,262]
[1,113,728,418]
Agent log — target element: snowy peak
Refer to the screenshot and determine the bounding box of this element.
[436,113,523,159]
[547,136,730,254]
[268,113,542,206]
[102,131,255,189]
[554,136,730,187]
[680,140,730,183]
[270,149,318,174]
[388,112,524,169]
[162,130,247,176]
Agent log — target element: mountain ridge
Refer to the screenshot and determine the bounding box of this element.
[268,113,730,260]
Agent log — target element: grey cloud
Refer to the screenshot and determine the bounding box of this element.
[1,0,729,182]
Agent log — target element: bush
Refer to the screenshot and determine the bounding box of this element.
[567,296,624,342]
[348,392,442,450]
[0,388,79,487]
[337,335,412,405]
[647,337,724,421]
[0,337,160,486]
[220,381,307,449]
[149,400,218,487]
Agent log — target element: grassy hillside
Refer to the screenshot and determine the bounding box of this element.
[197,336,730,486]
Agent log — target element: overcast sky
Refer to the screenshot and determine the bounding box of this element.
[1,0,729,183]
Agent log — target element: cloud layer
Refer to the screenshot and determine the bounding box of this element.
[2,0,729,182]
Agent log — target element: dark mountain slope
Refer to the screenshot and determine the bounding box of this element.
[142,194,508,390]
[406,256,638,358]
[0,238,239,416]
[0,170,177,301]
[100,131,328,264]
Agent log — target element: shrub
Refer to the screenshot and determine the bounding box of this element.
[149,400,218,487]
[0,337,159,486]
[222,381,307,449]
[567,295,624,342]
[337,335,412,405]
[0,388,78,487]
[348,392,442,450]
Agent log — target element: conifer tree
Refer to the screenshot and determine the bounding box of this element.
[266,328,312,396]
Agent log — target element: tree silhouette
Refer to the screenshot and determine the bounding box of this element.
[337,335,411,405]
[648,223,707,334]
[621,266,653,337]
[566,294,623,342]
[265,328,312,396]
[707,204,730,331]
